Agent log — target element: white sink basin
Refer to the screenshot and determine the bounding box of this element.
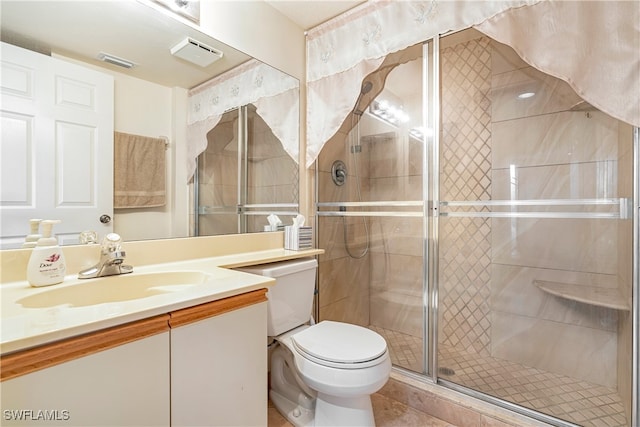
[17,271,210,308]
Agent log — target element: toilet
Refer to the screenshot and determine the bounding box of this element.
[236,258,391,427]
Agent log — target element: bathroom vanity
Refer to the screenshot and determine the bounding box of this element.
[0,233,322,426]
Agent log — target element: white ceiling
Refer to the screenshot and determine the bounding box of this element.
[0,1,251,89]
[265,0,366,30]
[0,1,365,89]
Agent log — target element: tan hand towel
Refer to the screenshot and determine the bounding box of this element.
[114,132,166,209]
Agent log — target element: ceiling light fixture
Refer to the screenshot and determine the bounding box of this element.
[517,92,535,99]
[369,99,410,126]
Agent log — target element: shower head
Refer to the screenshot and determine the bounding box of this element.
[353,81,373,116]
[361,81,373,94]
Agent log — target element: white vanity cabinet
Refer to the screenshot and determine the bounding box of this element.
[0,318,170,426]
[0,289,269,427]
[170,290,268,427]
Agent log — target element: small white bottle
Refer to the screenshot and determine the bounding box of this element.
[26,220,66,287]
[22,218,43,248]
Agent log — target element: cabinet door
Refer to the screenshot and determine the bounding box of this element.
[171,302,267,427]
[1,332,170,426]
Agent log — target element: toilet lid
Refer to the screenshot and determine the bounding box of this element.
[291,321,387,366]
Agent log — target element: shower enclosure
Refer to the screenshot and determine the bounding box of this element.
[195,104,299,236]
[316,29,636,427]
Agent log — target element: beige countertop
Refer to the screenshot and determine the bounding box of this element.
[1,246,322,355]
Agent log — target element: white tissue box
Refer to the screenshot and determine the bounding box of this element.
[285,226,312,250]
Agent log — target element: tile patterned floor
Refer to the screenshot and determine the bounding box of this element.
[371,326,629,427]
[268,394,456,427]
[370,325,424,372]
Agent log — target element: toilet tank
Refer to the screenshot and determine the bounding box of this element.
[235,258,317,336]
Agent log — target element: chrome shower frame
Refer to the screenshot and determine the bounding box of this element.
[426,36,438,385]
[632,126,639,427]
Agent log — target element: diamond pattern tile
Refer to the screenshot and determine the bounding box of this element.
[439,37,493,357]
[370,325,423,373]
[372,326,629,427]
[438,343,628,427]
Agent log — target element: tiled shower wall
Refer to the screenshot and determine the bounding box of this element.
[367,131,424,341]
[317,128,371,327]
[317,88,424,340]
[439,37,493,356]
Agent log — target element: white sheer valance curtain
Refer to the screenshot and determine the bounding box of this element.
[306,0,640,168]
[475,0,640,129]
[305,0,538,168]
[186,59,299,181]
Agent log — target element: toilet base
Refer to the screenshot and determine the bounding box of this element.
[315,392,375,427]
[270,388,376,427]
[270,389,314,427]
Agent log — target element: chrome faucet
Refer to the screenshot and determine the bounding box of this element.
[78,233,133,279]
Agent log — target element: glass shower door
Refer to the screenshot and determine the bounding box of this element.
[435,28,634,427]
[316,41,433,375]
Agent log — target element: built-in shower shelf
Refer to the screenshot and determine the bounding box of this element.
[534,280,630,311]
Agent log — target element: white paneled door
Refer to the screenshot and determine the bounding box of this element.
[1,42,114,248]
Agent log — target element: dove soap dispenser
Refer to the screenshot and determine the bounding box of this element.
[27,220,66,287]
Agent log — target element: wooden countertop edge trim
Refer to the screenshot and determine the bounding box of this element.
[0,314,169,382]
[1,288,268,381]
[169,288,268,328]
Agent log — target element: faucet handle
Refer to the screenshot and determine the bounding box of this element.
[102,233,123,252]
[79,230,98,244]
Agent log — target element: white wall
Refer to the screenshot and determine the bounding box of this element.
[199,1,305,80]
[111,72,189,242]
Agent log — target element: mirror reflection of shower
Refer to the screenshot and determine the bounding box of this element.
[342,81,373,259]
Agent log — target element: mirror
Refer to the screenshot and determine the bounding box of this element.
[0,0,300,247]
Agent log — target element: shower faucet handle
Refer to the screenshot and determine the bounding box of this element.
[331,160,347,186]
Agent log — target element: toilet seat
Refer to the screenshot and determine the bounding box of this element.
[291,321,388,369]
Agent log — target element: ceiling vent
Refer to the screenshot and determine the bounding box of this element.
[170,37,223,68]
[97,52,135,69]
